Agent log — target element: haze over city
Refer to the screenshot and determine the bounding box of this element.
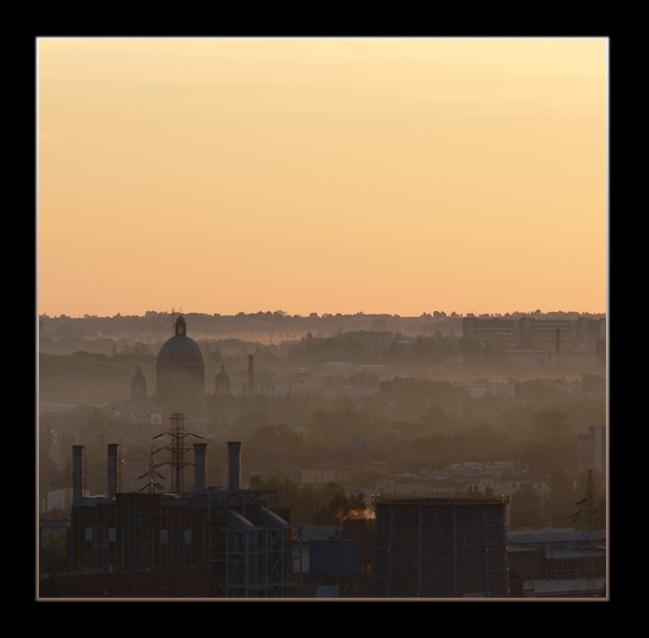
[38,37,608,600]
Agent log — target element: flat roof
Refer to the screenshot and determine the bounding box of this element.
[373,494,509,506]
[523,577,606,595]
[507,528,606,544]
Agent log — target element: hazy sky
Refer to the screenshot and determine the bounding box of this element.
[38,38,606,317]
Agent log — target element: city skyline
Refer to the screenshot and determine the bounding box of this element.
[38,38,606,317]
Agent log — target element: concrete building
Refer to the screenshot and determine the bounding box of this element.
[463,317,517,345]
[507,528,606,597]
[463,316,606,349]
[43,488,74,513]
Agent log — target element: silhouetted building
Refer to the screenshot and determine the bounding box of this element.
[64,441,302,597]
[463,316,606,349]
[372,494,509,597]
[156,315,205,413]
[214,365,231,395]
[130,366,147,401]
[507,528,606,597]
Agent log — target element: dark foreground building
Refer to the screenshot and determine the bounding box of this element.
[44,439,302,598]
[372,494,509,597]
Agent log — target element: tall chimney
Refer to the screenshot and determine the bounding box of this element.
[72,445,85,503]
[555,328,561,357]
[107,444,120,499]
[227,441,241,491]
[193,443,207,493]
[248,354,255,396]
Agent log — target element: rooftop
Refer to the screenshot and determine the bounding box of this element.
[372,493,509,506]
[507,528,606,545]
[522,577,606,596]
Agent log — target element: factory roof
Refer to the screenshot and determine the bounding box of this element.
[522,577,606,596]
[545,549,605,560]
[298,525,341,543]
[372,494,509,506]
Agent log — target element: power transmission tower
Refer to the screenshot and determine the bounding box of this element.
[137,445,166,493]
[153,412,203,496]
[571,469,598,539]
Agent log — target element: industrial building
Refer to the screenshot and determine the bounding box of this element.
[371,494,509,597]
[55,420,303,598]
[507,528,606,597]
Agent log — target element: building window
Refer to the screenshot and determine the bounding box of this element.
[183,529,192,545]
[160,529,169,544]
[84,527,93,542]
[108,528,117,543]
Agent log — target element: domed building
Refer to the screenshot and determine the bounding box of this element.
[214,365,232,395]
[156,315,205,412]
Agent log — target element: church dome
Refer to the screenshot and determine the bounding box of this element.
[157,336,204,366]
[156,316,204,367]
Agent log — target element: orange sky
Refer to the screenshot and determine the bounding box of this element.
[38,38,606,317]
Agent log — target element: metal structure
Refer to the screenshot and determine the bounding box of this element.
[215,522,302,597]
[227,441,241,491]
[571,469,598,538]
[372,494,509,597]
[106,444,121,499]
[193,443,207,493]
[72,445,86,503]
[138,445,166,493]
[153,412,203,496]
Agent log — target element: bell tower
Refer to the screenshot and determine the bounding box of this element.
[175,315,187,337]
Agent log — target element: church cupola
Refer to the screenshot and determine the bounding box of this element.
[175,315,187,337]
[131,365,147,400]
[215,364,232,395]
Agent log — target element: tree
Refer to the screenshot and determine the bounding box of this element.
[532,409,568,433]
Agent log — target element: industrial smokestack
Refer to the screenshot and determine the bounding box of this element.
[107,444,120,499]
[248,354,255,396]
[227,441,241,491]
[555,328,561,356]
[193,443,207,493]
[72,445,86,503]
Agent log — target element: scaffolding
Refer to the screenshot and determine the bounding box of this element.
[138,446,166,493]
[212,524,303,597]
